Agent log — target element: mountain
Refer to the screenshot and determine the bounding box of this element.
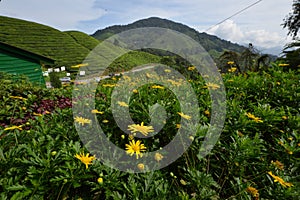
[92,17,246,58]
[0,16,99,67]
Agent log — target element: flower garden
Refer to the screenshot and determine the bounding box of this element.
[0,63,299,199]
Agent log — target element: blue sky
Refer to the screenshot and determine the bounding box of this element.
[0,0,293,54]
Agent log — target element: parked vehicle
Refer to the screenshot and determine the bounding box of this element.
[59,77,71,82]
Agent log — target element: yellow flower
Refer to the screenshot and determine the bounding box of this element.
[272,160,284,170]
[245,113,263,123]
[4,125,23,131]
[129,134,135,140]
[298,143,300,147]
[278,63,289,67]
[137,163,145,171]
[121,135,125,139]
[204,110,210,117]
[177,112,191,120]
[167,79,182,86]
[246,186,259,198]
[237,131,244,137]
[125,140,146,159]
[227,61,234,65]
[154,153,163,162]
[74,116,91,126]
[180,179,187,185]
[102,84,116,87]
[267,171,293,188]
[97,177,103,184]
[176,124,181,129]
[188,66,196,71]
[204,83,220,90]
[75,152,96,169]
[146,73,153,78]
[33,112,43,117]
[102,119,109,123]
[91,109,104,114]
[128,122,154,136]
[151,85,164,89]
[122,75,131,81]
[117,101,129,107]
[228,67,237,72]
[9,96,27,101]
[282,116,288,120]
[164,69,171,73]
[133,89,138,93]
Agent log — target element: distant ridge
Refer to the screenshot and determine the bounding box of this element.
[92,17,246,57]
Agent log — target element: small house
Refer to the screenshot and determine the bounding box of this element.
[0,41,55,86]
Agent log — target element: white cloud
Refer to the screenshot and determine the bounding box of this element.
[207,20,285,49]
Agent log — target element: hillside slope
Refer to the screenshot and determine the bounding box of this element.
[0,16,98,67]
[92,17,246,56]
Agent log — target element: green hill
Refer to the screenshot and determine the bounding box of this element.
[0,16,98,67]
[92,17,246,58]
[64,31,100,50]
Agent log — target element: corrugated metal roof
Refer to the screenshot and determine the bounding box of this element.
[0,41,55,86]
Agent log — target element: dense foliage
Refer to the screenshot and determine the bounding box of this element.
[0,64,299,199]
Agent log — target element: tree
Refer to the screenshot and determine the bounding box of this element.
[281,1,300,69]
[49,72,62,88]
[218,44,269,73]
[282,0,300,39]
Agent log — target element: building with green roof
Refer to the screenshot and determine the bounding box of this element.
[0,41,55,86]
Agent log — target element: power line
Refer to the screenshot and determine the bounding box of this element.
[206,0,263,32]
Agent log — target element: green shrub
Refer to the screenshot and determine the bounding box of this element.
[49,72,62,88]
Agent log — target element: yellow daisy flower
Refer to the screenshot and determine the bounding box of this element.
[125,140,146,159]
[74,116,91,126]
[188,66,196,71]
[151,85,164,89]
[204,83,220,90]
[97,177,103,184]
[9,96,27,101]
[117,101,129,107]
[4,125,23,131]
[246,186,259,198]
[154,153,164,162]
[245,113,263,123]
[75,152,96,169]
[128,122,154,136]
[228,67,237,72]
[267,171,293,188]
[133,89,138,93]
[91,109,104,114]
[271,160,284,170]
[137,163,145,171]
[102,84,116,87]
[177,112,192,120]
